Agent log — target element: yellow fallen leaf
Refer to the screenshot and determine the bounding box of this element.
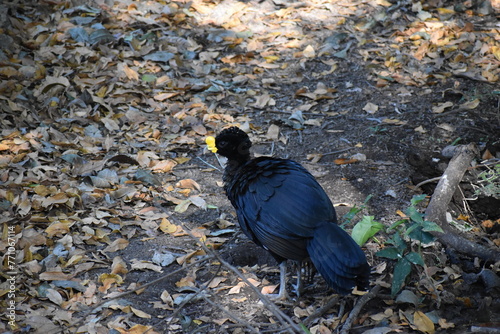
[413,311,435,334]
[491,46,500,61]
[437,7,455,14]
[98,273,123,285]
[159,218,180,234]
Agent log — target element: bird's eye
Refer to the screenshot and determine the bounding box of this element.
[218,140,228,148]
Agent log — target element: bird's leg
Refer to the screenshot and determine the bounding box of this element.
[274,261,289,301]
[294,261,304,297]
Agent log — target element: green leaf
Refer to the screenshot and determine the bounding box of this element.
[175,199,192,213]
[299,323,312,334]
[406,206,424,224]
[351,216,383,246]
[410,194,427,206]
[404,222,420,236]
[422,220,444,233]
[141,74,157,83]
[376,247,401,260]
[408,225,435,244]
[342,205,363,225]
[392,232,408,253]
[389,219,407,230]
[392,258,412,296]
[405,252,425,266]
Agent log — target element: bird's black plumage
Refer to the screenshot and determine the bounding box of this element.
[207,127,370,295]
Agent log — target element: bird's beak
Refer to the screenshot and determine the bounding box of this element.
[205,136,218,153]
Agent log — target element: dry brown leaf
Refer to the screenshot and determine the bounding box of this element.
[438,318,455,329]
[103,238,129,252]
[334,158,359,165]
[46,288,63,306]
[111,256,129,275]
[414,125,427,134]
[228,281,245,294]
[175,275,196,288]
[121,63,139,81]
[460,98,480,110]
[127,324,157,334]
[363,102,379,114]
[176,249,205,265]
[303,45,316,58]
[45,222,72,237]
[261,284,278,295]
[432,101,453,113]
[152,159,177,173]
[266,124,280,140]
[40,270,72,281]
[130,260,162,272]
[208,277,227,289]
[176,179,201,191]
[130,307,151,319]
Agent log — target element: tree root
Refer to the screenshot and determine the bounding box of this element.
[425,143,500,263]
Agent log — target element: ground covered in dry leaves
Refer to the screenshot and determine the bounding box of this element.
[1,0,500,333]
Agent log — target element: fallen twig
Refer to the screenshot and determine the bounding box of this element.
[302,294,340,326]
[414,176,442,189]
[339,285,381,334]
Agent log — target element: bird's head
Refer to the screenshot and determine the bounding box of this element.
[206,127,252,160]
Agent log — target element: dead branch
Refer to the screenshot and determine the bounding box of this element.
[425,143,500,262]
[339,285,381,334]
[302,295,340,326]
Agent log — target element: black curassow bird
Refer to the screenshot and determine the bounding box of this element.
[206,127,370,299]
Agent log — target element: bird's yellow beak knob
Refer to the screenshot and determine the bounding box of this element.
[205,136,218,153]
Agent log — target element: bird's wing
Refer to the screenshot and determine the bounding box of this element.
[228,158,337,260]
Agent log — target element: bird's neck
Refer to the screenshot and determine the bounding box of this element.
[223,155,250,184]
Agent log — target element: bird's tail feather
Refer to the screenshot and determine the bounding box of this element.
[307,222,370,295]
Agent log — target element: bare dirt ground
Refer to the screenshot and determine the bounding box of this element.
[1,0,499,333]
